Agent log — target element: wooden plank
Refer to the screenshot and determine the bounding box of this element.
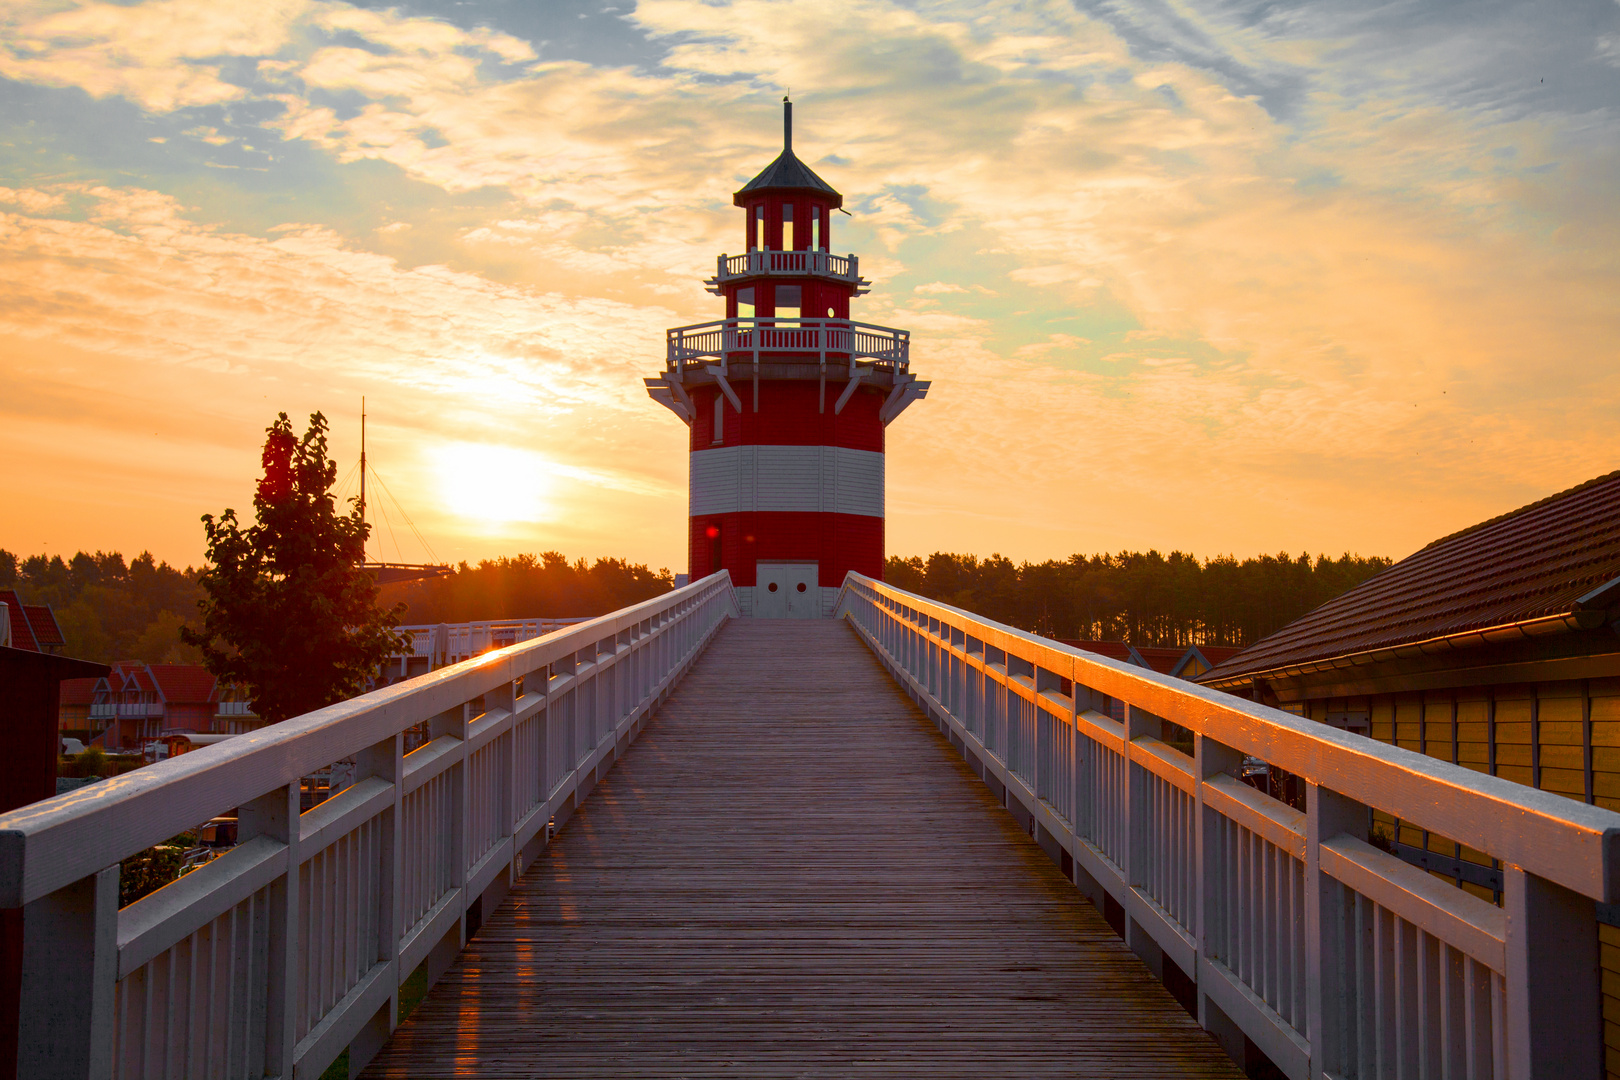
[363,619,1240,1078]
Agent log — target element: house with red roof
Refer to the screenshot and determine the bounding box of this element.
[90,661,220,750]
[0,589,65,654]
[1051,639,1244,722]
[1057,639,1243,679]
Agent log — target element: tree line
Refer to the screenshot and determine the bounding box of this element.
[0,547,675,664]
[0,548,205,665]
[884,550,1392,648]
[379,553,675,624]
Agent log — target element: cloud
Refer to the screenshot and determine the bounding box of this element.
[0,0,1617,568]
[0,0,314,111]
[0,183,689,562]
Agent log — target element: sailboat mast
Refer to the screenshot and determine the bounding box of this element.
[360,397,367,558]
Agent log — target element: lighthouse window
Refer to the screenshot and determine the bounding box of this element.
[776,284,801,322]
[810,213,819,252]
[712,394,723,443]
[752,204,763,250]
[782,203,793,249]
[736,286,755,321]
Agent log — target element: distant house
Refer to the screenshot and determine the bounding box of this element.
[1058,639,1242,678]
[90,661,221,750]
[1054,640,1244,720]
[0,589,65,654]
[215,683,264,735]
[58,677,98,741]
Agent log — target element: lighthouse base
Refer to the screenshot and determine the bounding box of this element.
[737,579,841,618]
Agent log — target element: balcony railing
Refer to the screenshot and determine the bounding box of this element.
[89,702,163,719]
[666,317,908,373]
[706,250,867,290]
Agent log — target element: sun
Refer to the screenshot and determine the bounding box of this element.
[434,442,553,524]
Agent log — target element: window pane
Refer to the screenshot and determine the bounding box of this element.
[776,285,801,308]
[737,287,754,319]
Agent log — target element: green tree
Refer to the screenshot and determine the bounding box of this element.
[182,412,407,724]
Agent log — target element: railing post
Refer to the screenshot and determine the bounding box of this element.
[1504,865,1601,1078]
[1123,704,1163,975]
[428,704,469,984]
[239,781,301,1078]
[1194,734,1245,1061]
[1305,782,1366,1080]
[347,734,404,1076]
[14,864,118,1080]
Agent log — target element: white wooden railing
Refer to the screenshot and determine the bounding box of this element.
[836,573,1619,1080]
[712,250,861,283]
[392,617,592,672]
[666,317,909,373]
[0,573,737,1080]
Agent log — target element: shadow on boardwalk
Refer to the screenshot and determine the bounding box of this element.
[364,618,1241,1078]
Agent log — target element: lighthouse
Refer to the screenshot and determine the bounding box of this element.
[646,100,928,617]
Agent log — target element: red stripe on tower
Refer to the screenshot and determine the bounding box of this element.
[646,98,929,617]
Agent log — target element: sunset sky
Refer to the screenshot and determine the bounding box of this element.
[2,0,1617,574]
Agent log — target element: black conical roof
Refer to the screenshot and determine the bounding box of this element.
[732,100,843,208]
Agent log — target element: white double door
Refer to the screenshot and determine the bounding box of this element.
[753,562,820,618]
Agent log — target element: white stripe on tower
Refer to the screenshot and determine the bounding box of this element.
[690,445,884,517]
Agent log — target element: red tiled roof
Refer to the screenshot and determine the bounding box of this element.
[1190,646,1244,666]
[24,605,64,647]
[147,665,218,704]
[1201,471,1620,686]
[1132,646,1189,675]
[1,589,38,651]
[59,677,98,705]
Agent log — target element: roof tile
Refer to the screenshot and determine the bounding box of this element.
[0,589,38,651]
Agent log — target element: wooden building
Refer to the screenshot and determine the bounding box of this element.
[1199,469,1620,1075]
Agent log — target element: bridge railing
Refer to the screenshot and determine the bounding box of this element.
[0,573,738,1080]
[836,573,1619,1080]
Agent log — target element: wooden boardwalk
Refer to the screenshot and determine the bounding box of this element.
[364,619,1241,1078]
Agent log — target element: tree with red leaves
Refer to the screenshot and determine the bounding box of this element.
[183,412,406,724]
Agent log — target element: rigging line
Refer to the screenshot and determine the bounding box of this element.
[371,482,405,564]
[369,465,441,566]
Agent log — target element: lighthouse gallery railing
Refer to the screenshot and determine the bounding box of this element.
[666,316,908,372]
[711,250,862,283]
[0,574,737,1080]
[837,572,1620,1080]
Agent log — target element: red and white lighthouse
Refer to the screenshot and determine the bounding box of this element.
[646,100,928,617]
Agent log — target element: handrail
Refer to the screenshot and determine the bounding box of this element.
[835,571,1618,1079]
[665,317,908,373]
[1,573,739,1080]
